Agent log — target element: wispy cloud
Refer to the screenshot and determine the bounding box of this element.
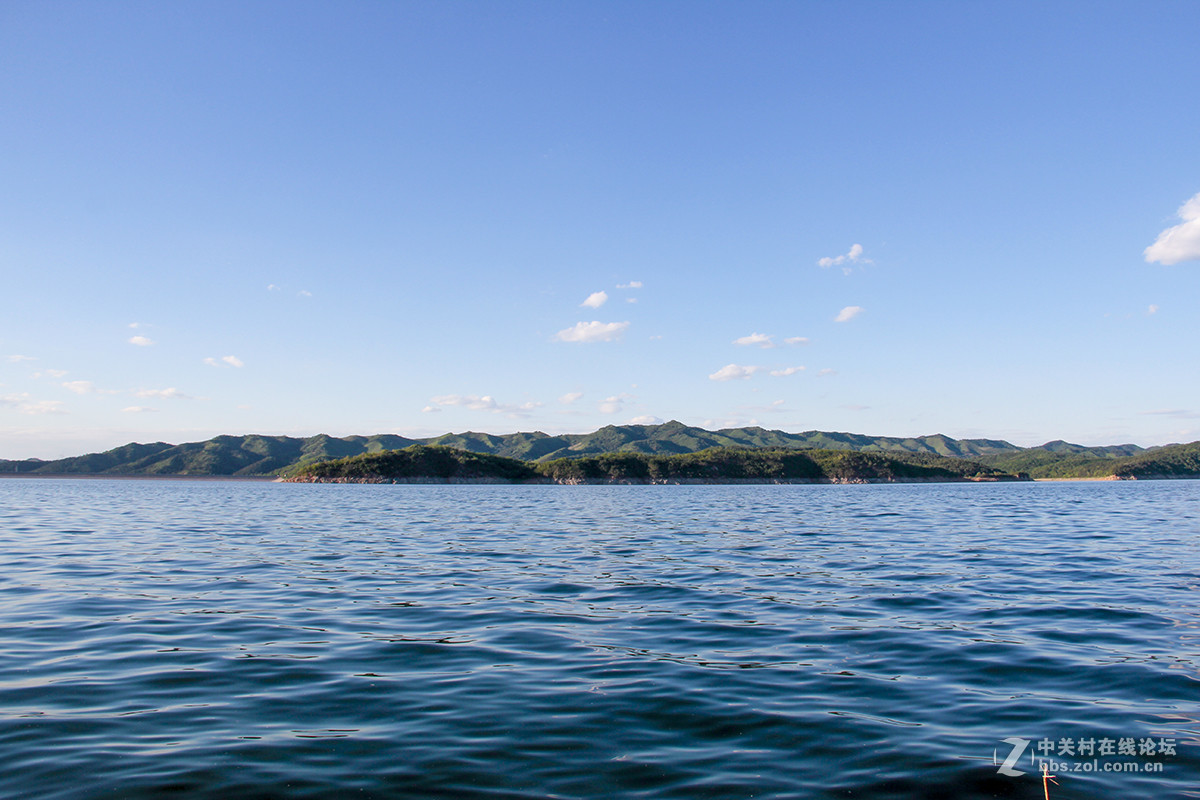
[1140,409,1200,419]
[1145,192,1200,265]
[770,366,805,376]
[599,395,626,414]
[298,290,313,297]
[24,400,65,415]
[629,414,661,425]
[1,393,66,415]
[734,333,774,348]
[133,387,191,399]
[616,281,643,289]
[122,406,159,413]
[709,364,763,381]
[818,368,838,377]
[6,355,35,363]
[738,399,789,415]
[818,243,872,273]
[734,333,808,348]
[128,335,154,346]
[1148,304,1160,315]
[581,291,608,309]
[425,394,542,418]
[559,391,584,405]
[62,380,98,394]
[835,306,863,323]
[554,321,630,343]
[204,355,244,368]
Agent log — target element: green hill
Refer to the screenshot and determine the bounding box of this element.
[976,440,1148,479]
[1110,441,1200,479]
[286,445,539,483]
[1,433,418,477]
[421,421,1024,462]
[534,448,1022,484]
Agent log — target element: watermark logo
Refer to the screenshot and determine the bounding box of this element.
[995,737,1030,777]
[995,735,1177,777]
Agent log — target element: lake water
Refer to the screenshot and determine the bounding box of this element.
[0,479,1196,799]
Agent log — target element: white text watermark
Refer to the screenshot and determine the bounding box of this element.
[994,735,1177,777]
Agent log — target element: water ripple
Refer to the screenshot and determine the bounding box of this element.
[0,479,1197,799]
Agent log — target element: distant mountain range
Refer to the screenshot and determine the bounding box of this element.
[1,421,1195,480]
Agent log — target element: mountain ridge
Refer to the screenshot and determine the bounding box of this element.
[1,421,1181,479]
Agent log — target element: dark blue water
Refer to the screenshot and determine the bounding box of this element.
[0,479,1196,799]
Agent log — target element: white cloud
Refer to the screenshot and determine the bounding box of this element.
[133,387,191,399]
[581,291,608,309]
[629,415,662,425]
[129,335,154,346]
[298,290,312,297]
[267,284,280,291]
[616,281,643,289]
[818,368,838,377]
[818,243,872,273]
[122,406,158,413]
[770,366,805,376]
[1145,193,1200,265]
[1,393,65,415]
[33,369,68,379]
[62,380,96,394]
[427,394,542,418]
[599,395,624,414]
[554,321,630,343]
[626,297,637,304]
[784,336,809,346]
[734,332,774,348]
[6,355,35,363]
[204,355,245,368]
[559,391,584,405]
[709,364,763,382]
[1148,304,1159,315]
[835,306,863,322]
[421,405,441,413]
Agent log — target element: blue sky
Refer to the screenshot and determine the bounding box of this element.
[3,0,1199,459]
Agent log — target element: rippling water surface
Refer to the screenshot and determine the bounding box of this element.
[0,479,1197,799]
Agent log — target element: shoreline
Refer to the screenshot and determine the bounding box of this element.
[0,474,275,482]
[282,475,1029,486]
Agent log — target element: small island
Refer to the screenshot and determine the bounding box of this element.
[281,445,1029,485]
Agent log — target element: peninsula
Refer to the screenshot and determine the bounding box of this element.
[281,444,1027,485]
